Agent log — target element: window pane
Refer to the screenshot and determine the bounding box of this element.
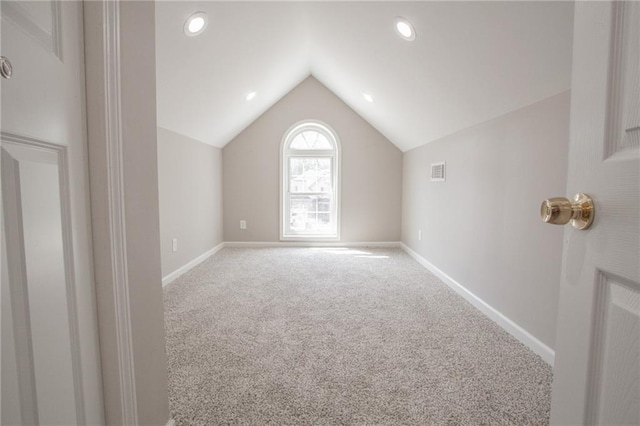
[289,130,333,150]
[318,197,331,212]
[317,213,330,225]
[290,195,333,233]
[289,157,332,193]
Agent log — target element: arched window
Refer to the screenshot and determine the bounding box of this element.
[280,120,340,240]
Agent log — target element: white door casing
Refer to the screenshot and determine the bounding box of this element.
[551,2,639,424]
[0,9,3,424]
[1,1,104,424]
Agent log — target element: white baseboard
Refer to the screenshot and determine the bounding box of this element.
[400,243,555,366]
[162,242,225,287]
[224,241,401,248]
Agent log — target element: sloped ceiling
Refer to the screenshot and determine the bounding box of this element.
[155,1,574,152]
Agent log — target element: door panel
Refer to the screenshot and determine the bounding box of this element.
[2,139,80,424]
[1,1,62,60]
[590,275,639,425]
[1,1,103,424]
[605,1,639,157]
[551,1,639,424]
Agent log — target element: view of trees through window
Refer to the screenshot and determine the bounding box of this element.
[289,157,332,232]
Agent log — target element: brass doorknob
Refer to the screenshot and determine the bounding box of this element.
[0,56,12,79]
[540,193,594,230]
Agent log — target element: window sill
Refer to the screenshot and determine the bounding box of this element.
[280,235,340,242]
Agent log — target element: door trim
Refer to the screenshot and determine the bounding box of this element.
[101,1,138,423]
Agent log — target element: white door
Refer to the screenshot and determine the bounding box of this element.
[1,1,104,424]
[550,1,639,424]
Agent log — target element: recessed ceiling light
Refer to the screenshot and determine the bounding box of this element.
[246,91,257,101]
[184,12,208,37]
[394,17,416,41]
[363,93,374,103]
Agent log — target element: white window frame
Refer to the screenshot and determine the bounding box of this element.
[280,120,341,241]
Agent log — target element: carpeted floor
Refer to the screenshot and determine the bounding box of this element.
[164,247,552,425]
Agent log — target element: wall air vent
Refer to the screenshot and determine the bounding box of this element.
[431,162,445,182]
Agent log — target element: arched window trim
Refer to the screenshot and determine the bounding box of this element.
[280,120,341,241]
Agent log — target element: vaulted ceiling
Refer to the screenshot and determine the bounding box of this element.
[155,1,574,152]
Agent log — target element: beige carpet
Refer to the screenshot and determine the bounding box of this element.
[164,247,552,425]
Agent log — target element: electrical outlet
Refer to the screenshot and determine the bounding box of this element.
[172,238,178,252]
[418,230,422,241]
[240,220,246,230]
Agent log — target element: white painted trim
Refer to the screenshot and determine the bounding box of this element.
[225,241,400,248]
[162,243,225,287]
[103,1,138,423]
[400,243,555,366]
[280,236,341,242]
[55,140,86,425]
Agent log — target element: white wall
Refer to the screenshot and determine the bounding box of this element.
[157,128,223,278]
[223,76,402,242]
[401,91,570,352]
